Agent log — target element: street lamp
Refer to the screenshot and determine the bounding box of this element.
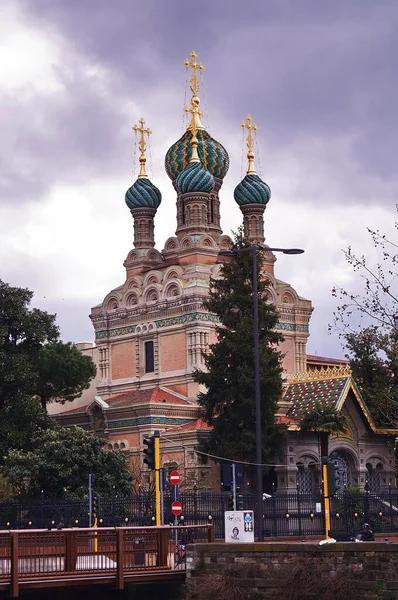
[219,243,304,541]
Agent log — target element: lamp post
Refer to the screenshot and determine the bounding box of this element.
[219,244,304,541]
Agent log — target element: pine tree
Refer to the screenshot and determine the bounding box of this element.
[194,232,285,472]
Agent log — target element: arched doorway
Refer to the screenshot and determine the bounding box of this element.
[330,451,351,490]
[366,461,384,493]
[296,458,319,494]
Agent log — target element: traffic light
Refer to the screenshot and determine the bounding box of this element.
[143,435,155,470]
[228,494,235,510]
[236,490,244,510]
[92,492,99,518]
[327,461,337,496]
[322,456,338,496]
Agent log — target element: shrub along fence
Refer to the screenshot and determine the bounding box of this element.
[1,490,398,537]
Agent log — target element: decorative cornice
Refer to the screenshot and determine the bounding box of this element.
[107,416,194,429]
[155,312,219,328]
[95,314,309,339]
[96,325,136,339]
[286,364,352,383]
[276,322,309,333]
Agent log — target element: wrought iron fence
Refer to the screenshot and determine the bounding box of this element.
[2,490,398,538]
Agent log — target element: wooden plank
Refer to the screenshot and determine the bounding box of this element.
[10,532,19,598]
[158,529,168,567]
[116,529,124,590]
[208,525,215,543]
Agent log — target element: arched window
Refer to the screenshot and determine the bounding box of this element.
[331,452,351,489]
[296,459,318,494]
[166,284,179,298]
[91,406,105,432]
[366,461,384,493]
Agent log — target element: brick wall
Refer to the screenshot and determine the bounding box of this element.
[159,332,187,372]
[187,542,398,599]
[111,341,136,379]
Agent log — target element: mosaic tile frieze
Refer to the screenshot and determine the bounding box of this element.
[96,315,309,338]
[107,417,193,429]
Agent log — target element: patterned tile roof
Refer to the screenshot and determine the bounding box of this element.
[307,354,350,365]
[58,386,191,414]
[168,418,213,432]
[276,415,300,426]
[285,377,350,422]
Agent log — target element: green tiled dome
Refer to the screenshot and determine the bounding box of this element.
[234,174,271,206]
[165,129,229,181]
[176,161,215,194]
[125,177,162,210]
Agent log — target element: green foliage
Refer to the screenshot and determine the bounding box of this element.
[194,231,285,468]
[299,403,347,457]
[0,396,55,461]
[36,341,97,409]
[3,426,133,498]
[345,327,398,425]
[332,212,398,425]
[0,279,96,411]
[0,280,59,409]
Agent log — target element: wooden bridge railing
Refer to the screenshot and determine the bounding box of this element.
[0,524,214,597]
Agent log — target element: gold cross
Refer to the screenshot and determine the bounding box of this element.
[184,50,204,97]
[132,118,151,178]
[241,115,258,155]
[184,101,203,136]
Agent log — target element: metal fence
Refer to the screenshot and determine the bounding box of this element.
[1,490,398,538]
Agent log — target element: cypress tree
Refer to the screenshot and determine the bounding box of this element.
[194,231,285,472]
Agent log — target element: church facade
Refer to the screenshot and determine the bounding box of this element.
[55,52,396,494]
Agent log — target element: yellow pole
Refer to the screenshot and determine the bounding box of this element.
[155,433,161,526]
[93,516,98,552]
[323,463,331,539]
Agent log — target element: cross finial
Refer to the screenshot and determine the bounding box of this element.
[241,114,258,175]
[132,118,152,178]
[184,50,205,132]
[184,50,204,97]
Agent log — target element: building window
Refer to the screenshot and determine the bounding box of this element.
[145,341,154,373]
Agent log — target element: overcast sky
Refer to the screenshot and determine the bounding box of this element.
[1,0,397,359]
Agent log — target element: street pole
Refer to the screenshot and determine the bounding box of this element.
[252,247,264,541]
[219,244,304,543]
[232,463,237,509]
[88,473,93,528]
[154,430,161,526]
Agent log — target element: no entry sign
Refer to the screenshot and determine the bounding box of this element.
[171,501,182,516]
[170,470,180,485]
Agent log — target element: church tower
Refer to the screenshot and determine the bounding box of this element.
[90,52,232,405]
[89,50,312,407]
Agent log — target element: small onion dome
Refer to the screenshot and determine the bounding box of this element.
[125,177,162,210]
[176,160,215,195]
[234,173,271,206]
[165,129,229,181]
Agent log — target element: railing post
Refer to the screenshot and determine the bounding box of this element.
[158,528,168,567]
[207,524,214,543]
[116,529,124,590]
[65,531,77,572]
[10,532,19,598]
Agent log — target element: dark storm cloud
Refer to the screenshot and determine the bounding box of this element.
[0,75,131,205]
[19,0,398,207]
[4,0,397,356]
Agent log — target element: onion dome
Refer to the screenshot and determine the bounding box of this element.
[234,114,271,206]
[176,160,215,194]
[234,174,271,206]
[125,177,162,210]
[125,117,162,210]
[165,128,229,181]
